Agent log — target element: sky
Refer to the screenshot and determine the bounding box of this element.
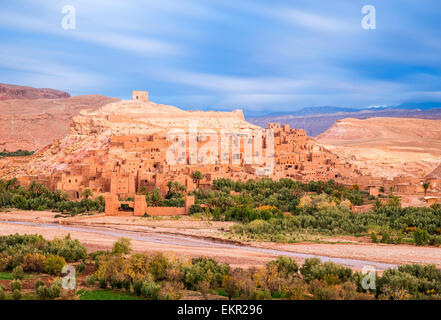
[1,0,441,116]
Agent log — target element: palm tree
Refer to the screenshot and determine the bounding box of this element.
[81,188,93,199]
[191,171,204,188]
[390,186,395,196]
[5,178,18,190]
[150,188,162,206]
[423,182,430,197]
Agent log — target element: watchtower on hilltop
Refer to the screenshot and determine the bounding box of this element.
[132,91,149,102]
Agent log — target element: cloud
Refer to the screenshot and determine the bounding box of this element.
[0,46,109,93]
[0,0,440,110]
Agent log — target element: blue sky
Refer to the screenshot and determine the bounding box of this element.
[1,0,440,115]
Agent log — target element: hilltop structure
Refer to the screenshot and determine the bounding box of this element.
[0,91,360,215]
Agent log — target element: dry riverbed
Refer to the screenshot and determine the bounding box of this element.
[0,210,440,270]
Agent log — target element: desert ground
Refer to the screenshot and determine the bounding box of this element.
[1,210,440,271]
[316,117,441,178]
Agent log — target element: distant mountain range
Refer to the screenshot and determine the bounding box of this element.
[246,102,441,137]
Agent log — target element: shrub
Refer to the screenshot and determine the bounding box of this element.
[140,280,161,299]
[44,255,66,275]
[22,253,46,272]
[0,287,6,300]
[112,238,132,255]
[159,281,184,300]
[34,278,45,291]
[222,275,240,300]
[10,279,22,291]
[76,262,86,274]
[300,258,352,285]
[149,253,170,281]
[266,256,298,277]
[0,252,11,271]
[183,257,230,290]
[429,235,441,246]
[98,278,107,289]
[376,264,441,298]
[189,204,203,215]
[12,266,25,280]
[86,275,96,287]
[46,234,87,262]
[36,279,62,300]
[12,289,21,300]
[414,229,429,246]
[308,279,338,300]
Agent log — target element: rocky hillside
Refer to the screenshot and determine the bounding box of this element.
[0,83,70,100]
[316,117,441,179]
[0,97,259,177]
[0,84,119,152]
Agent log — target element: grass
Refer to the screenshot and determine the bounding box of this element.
[0,272,30,280]
[77,289,141,300]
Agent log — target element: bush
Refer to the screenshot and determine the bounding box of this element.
[308,279,339,300]
[300,258,352,285]
[10,279,22,291]
[266,256,299,277]
[12,289,21,300]
[98,278,107,289]
[414,229,429,246]
[76,262,86,274]
[140,280,161,300]
[189,204,203,215]
[44,255,66,275]
[149,253,170,281]
[34,278,45,291]
[22,253,46,272]
[12,266,25,280]
[112,238,132,255]
[86,275,96,287]
[376,264,441,298]
[0,287,5,300]
[183,257,230,290]
[36,279,62,300]
[159,281,184,300]
[46,234,87,262]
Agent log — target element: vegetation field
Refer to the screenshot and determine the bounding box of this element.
[0,233,440,300]
[77,289,141,300]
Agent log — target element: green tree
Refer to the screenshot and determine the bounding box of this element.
[422,182,430,197]
[81,188,93,199]
[112,237,132,255]
[191,171,204,188]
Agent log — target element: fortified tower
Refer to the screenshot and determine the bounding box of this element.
[132,90,149,102]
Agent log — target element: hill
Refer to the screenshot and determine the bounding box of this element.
[0,86,119,151]
[247,106,441,136]
[0,83,70,100]
[316,117,441,179]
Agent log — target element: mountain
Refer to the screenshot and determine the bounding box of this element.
[0,83,119,151]
[0,83,70,100]
[392,102,441,111]
[316,117,441,179]
[247,104,441,136]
